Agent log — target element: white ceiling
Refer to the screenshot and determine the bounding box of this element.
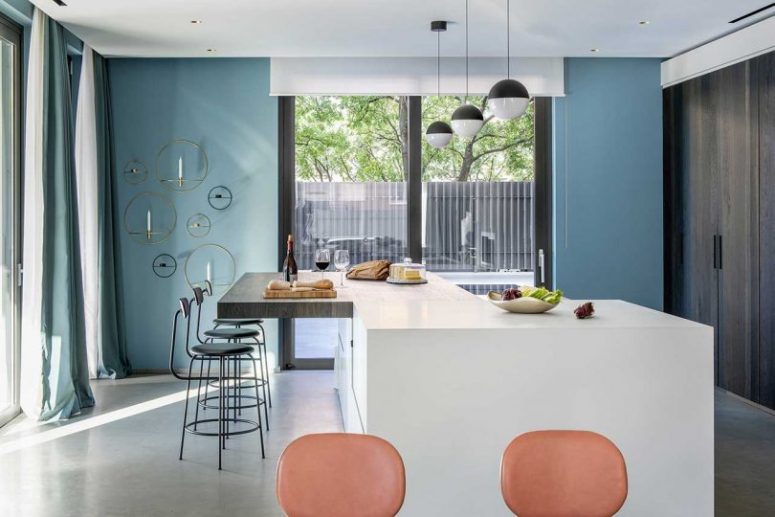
[31,0,775,58]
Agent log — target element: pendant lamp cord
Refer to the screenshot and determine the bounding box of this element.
[506,0,510,78]
[437,30,441,97]
[465,0,469,101]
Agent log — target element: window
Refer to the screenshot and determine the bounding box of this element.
[0,16,21,427]
[291,96,410,365]
[279,95,551,369]
[421,96,537,291]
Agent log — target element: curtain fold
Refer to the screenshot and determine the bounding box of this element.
[20,8,94,421]
[75,45,131,379]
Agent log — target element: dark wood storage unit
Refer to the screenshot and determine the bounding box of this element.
[664,51,774,407]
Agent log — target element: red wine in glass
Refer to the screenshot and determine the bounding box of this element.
[315,260,330,271]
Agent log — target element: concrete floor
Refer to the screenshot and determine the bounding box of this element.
[0,373,773,516]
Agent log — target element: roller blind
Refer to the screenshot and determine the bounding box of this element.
[270,57,565,97]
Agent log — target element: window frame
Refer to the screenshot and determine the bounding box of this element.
[0,13,23,427]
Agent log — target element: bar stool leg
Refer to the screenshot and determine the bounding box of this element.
[259,354,269,430]
[250,353,266,459]
[218,356,224,470]
[225,356,230,443]
[179,355,196,461]
[193,357,205,431]
[258,323,272,408]
[202,358,212,412]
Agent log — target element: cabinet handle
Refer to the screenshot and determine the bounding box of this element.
[713,235,718,269]
[717,235,722,270]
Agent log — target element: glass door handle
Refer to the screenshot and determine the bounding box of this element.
[538,249,545,285]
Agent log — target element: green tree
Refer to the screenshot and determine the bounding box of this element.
[295,95,534,182]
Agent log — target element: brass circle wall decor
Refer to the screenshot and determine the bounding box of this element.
[152,254,177,278]
[186,213,211,238]
[184,243,236,293]
[124,192,176,244]
[207,186,233,210]
[123,160,148,184]
[156,139,208,192]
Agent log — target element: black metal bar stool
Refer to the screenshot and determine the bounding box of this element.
[170,297,266,469]
[205,280,272,409]
[195,284,270,428]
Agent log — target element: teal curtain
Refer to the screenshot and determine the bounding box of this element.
[92,53,131,378]
[39,18,94,419]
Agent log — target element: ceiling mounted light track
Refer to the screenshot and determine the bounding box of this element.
[488,0,530,120]
[451,0,484,139]
[426,21,453,149]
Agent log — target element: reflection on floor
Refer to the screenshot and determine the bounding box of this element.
[715,390,775,516]
[0,372,342,517]
[0,374,773,516]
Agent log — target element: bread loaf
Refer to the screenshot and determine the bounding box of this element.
[346,260,391,280]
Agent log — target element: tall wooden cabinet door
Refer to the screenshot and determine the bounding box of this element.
[716,60,759,400]
[758,51,775,408]
[679,76,720,335]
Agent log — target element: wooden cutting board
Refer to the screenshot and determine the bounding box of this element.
[263,289,337,299]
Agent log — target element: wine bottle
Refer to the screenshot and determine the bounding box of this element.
[283,234,298,282]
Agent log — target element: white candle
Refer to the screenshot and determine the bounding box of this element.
[206,262,212,284]
[146,209,152,233]
[178,156,183,181]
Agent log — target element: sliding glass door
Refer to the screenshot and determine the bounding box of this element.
[0,16,21,427]
[279,95,551,369]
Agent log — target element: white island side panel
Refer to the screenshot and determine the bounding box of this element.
[361,325,713,516]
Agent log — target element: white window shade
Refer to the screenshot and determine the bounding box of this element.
[270,57,564,97]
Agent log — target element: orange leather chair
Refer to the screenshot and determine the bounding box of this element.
[500,430,628,517]
[277,433,406,517]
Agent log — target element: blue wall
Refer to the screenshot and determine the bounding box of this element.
[553,58,663,309]
[110,58,278,370]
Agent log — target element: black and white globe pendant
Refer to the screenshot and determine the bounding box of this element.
[426,121,453,149]
[451,104,484,138]
[488,78,530,120]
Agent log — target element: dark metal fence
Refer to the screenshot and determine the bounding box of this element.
[294,181,534,272]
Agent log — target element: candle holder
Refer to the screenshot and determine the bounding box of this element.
[152,254,177,278]
[124,192,176,244]
[186,213,211,238]
[207,186,233,210]
[184,243,236,293]
[156,139,208,192]
[123,160,148,185]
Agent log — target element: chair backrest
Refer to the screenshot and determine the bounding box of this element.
[191,286,206,344]
[501,430,628,517]
[168,297,192,378]
[277,433,406,517]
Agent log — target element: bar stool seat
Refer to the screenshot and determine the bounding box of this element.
[213,317,264,326]
[191,343,254,355]
[203,328,259,339]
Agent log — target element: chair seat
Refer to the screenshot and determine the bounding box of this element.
[204,328,259,339]
[213,318,264,326]
[191,343,253,356]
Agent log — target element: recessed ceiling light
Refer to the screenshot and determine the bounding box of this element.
[190,20,203,24]
[590,48,600,53]
[206,48,216,53]
[639,20,650,25]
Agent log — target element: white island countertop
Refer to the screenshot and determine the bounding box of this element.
[220,271,714,516]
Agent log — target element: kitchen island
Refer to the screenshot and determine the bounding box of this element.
[218,272,714,516]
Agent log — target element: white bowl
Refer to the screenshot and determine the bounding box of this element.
[487,291,558,314]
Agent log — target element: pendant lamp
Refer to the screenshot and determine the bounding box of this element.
[451,0,484,138]
[426,21,453,149]
[488,0,530,120]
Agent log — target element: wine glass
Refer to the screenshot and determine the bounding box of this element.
[334,249,350,287]
[315,248,330,280]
